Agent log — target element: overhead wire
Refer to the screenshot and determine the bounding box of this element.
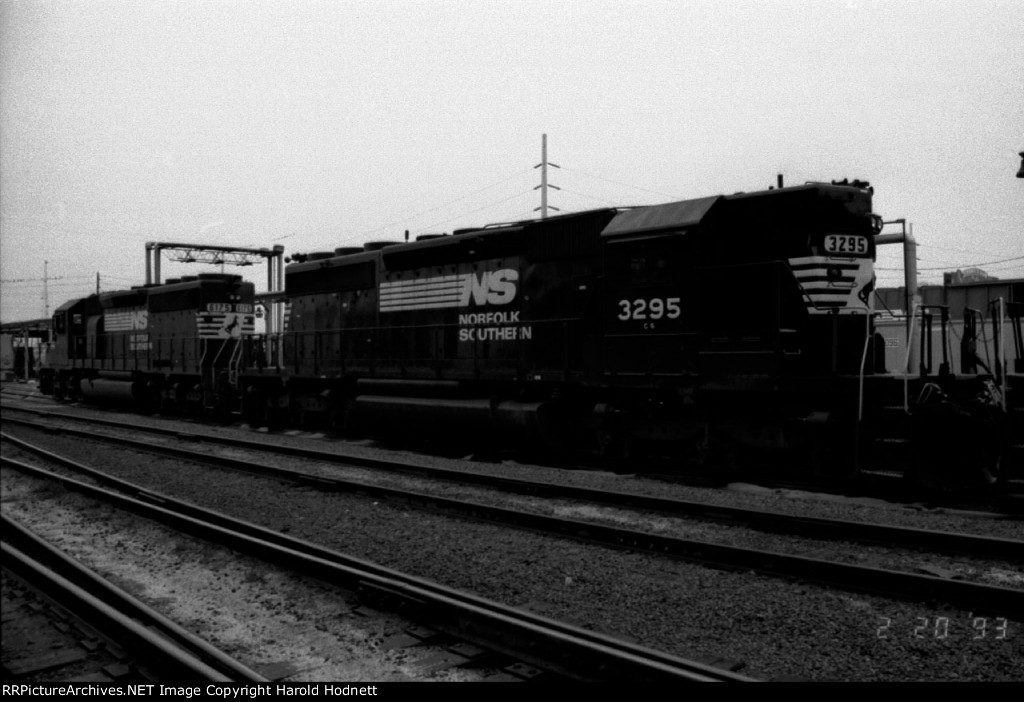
[353,167,535,241]
[0,282,103,290]
[913,255,1024,272]
[560,167,681,200]
[557,188,621,207]
[1,275,94,284]
[413,190,535,232]
[918,242,1014,258]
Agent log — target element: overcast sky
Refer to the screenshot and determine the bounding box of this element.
[2,0,1022,321]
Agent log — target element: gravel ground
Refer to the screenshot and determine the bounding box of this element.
[1,411,1021,682]
[0,469,504,682]
[7,406,1024,590]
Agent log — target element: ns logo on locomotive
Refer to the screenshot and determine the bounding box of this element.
[38,180,1021,490]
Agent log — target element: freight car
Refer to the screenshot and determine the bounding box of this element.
[39,273,255,414]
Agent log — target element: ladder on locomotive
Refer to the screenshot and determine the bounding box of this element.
[227,338,243,386]
[199,338,243,411]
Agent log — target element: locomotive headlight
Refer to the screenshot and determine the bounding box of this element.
[827,266,843,282]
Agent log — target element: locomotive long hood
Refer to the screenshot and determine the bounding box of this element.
[601,195,721,238]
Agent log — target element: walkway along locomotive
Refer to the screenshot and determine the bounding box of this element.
[38,181,1023,488]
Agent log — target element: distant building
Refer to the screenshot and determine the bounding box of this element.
[0,318,51,380]
[874,277,1022,320]
[873,277,1022,374]
[942,267,997,285]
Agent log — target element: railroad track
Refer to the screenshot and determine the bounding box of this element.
[2,515,266,683]
[5,396,1018,512]
[0,447,753,683]
[3,418,1023,622]
[3,406,1020,559]
[0,383,46,402]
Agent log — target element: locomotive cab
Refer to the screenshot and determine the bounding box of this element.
[39,297,90,398]
[596,182,882,468]
[600,183,881,383]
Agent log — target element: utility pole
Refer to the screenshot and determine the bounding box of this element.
[533,133,560,218]
[43,261,49,317]
[876,218,919,375]
[96,272,100,295]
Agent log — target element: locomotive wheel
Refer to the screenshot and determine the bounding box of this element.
[172,383,190,415]
[241,387,267,427]
[265,393,287,431]
[69,376,83,402]
[136,379,161,415]
[693,429,739,477]
[329,402,349,434]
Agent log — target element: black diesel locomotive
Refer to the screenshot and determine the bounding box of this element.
[42,273,256,413]
[39,182,1022,487]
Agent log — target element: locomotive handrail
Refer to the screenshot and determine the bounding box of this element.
[228,339,243,386]
[275,315,596,335]
[853,309,878,471]
[266,316,599,375]
[990,297,1007,412]
[902,302,921,413]
[1010,301,1024,373]
[857,309,878,423]
[919,305,953,378]
[962,307,982,374]
[920,309,932,376]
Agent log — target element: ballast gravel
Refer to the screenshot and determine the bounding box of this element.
[0,470,500,682]
[1,403,1022,682]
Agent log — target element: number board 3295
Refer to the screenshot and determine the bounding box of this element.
[824,235,868,255]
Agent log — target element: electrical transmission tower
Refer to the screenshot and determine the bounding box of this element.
[533,134,560,218]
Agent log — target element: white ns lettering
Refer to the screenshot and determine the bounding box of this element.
[461,269,519,307]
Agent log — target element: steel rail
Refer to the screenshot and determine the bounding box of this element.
[1,541,237,682]
[2,514,268,682]
[3,429,1023,621]
[3,408,1020,560]
[0,453,753,683]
